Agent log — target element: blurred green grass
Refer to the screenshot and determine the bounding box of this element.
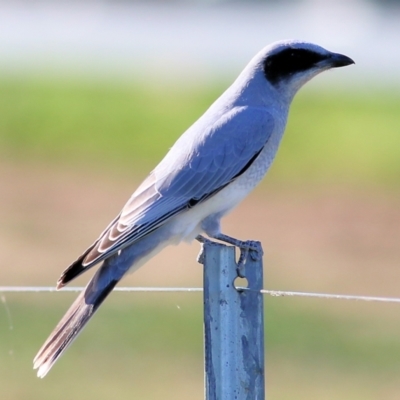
[1,294,400,399]
[0,77,399,185]
[0,78,221,175]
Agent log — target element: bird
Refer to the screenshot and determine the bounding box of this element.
[33,39,354,377]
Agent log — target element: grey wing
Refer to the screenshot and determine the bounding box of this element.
[58,106,274,286]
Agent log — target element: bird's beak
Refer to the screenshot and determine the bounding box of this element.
[328,52,355,68]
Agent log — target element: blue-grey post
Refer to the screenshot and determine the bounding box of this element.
[201,241,265,400]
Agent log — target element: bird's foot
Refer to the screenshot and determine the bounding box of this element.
[234,240,263,277]
[195,234,263,276]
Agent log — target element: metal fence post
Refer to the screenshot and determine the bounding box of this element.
[201,241,265,400]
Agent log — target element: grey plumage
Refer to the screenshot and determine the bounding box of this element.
[33,39,354,377]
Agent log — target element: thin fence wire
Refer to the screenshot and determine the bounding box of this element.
[1,286,400,304]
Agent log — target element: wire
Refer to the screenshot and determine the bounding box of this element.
[0,286,202,293]
[0,286,400,304]
[258,289,400,303]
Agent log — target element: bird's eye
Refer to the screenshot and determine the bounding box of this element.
[263,48,326,85]
[290,51,300,60]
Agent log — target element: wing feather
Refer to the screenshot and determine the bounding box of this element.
[58,106,274,286]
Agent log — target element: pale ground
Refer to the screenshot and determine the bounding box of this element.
[1,160,399,303]
[1,160,400,400]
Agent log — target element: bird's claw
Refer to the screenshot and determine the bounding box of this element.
[196,235,212,265]
[197,245,206,264]
[196,235,263,272]
[236,240,263,277]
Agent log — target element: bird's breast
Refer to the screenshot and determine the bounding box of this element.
[167,122,286,243]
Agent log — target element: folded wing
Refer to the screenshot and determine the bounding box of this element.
[58,106,274,287]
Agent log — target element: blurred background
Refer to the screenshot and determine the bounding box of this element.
[0,0,399,399]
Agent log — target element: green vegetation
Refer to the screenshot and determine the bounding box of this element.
[0,78,220,175]
[281,89,400,185]
[1,294,400,400]
[0,78,399,185]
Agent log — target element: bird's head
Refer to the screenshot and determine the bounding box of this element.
[255,40,354,101]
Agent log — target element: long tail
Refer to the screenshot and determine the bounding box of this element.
[33,227,172,378]
[33,263,120,378]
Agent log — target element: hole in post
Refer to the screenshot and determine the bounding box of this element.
[234,276,249,292]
